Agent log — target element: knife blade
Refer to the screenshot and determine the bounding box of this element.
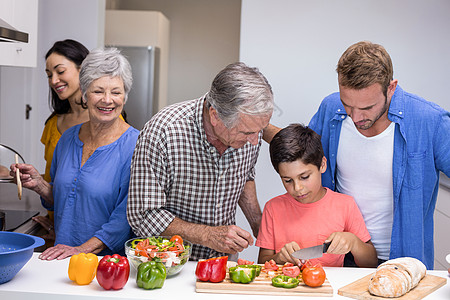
[290,242,331,260]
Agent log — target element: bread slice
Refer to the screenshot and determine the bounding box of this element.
[368,257,427,298]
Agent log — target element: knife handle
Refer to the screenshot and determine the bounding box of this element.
[323,241,331,253]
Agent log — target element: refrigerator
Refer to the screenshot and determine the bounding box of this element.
[111,46,160,130]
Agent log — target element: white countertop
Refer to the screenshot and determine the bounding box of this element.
[0,253,449,300]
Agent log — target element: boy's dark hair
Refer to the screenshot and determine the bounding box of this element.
[269,123,324,173]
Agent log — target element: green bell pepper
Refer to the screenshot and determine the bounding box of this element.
[136,260,167,290]
[272,275,299,289]
[229,266,257,284]
[240,264,261,276]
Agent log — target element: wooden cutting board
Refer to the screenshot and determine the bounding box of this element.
[338,273,447,299]
[196,273,333,297]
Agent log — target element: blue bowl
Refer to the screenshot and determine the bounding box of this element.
[0,232,44,284]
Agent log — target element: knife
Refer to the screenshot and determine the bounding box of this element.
[290,242,331,260]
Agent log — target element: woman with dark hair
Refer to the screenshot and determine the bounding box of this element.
[36,40,90,241]
[42,39,90,183]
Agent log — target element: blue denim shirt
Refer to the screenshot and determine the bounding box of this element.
[309,85,450,269]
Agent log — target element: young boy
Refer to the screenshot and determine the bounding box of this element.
[256,124,378,267]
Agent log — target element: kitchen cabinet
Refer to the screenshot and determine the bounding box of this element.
[0,0,38,67]
[0,254,448,299]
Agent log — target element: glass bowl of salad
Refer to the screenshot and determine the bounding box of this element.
[125,235,192,276]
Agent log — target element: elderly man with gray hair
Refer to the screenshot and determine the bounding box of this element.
[128,62,274,260]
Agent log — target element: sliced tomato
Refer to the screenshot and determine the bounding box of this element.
[155,252,171,259]
[135,244,149,258]
[282,265,300,278]
[170,235,183,245]
[264,259,279,271]
[168,242,185,253]
[283,262,294,267]
[237,258,254,265]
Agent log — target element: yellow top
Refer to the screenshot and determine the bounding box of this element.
[40,115,60,183]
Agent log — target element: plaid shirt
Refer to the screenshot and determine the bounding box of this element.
[127,96,262,260]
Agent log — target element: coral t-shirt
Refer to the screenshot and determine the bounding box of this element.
[256,188,371,267]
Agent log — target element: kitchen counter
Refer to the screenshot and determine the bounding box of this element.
[0,253,448,300]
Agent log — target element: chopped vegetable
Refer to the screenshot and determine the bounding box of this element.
[264,259,279,271]
[130,236,190,270]
[237,258,254,265]
[272,275,300,288]
[239,264,261,276]
[229,266,257,284]
[136,260,167,290]
[68,253,99,285]
[282,262,300,278]
[195,256,228,282]
[96,254,130,290]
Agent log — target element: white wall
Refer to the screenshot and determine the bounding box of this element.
[237,0,450,268]
[106,0,241,106]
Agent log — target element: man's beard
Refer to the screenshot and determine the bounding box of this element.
[355,96,389,130]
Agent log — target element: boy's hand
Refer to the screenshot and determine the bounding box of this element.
[277,241,301,265]
[325,232,358,254]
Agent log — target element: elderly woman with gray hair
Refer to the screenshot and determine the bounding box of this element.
[10,48,139,260]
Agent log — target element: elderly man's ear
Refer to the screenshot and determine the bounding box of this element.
[209,107,220,126]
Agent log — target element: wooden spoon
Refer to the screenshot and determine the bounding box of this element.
[15,154,22,200]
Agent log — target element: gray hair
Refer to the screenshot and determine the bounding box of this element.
[79,47,132,103]
[205,62,274,128]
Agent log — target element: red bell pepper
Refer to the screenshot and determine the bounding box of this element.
[96,254,130,290]
[195,256,228,283]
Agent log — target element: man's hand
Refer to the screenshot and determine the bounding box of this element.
[205,225,254,254]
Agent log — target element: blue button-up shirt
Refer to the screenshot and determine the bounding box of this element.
[309,85,450,269]
[42,124,139,255]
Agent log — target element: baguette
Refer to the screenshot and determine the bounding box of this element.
[368,257,426,298]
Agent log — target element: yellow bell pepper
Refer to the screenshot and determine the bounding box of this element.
[68,253,99,285]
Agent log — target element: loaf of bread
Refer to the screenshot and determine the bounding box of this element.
[368,257,426,298]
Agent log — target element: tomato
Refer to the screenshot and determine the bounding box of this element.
[302,264,326,287]
[170,235,183,245]
[153,252,171,259]
[168,242,184,253]
[264,259,279,271]
[237,258,254,265]
[135,244,149,258]
[282,265,300,278]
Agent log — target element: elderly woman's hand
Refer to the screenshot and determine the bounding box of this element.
[10,163,42,190]
[38,244,83,261]
[10,163,53,204]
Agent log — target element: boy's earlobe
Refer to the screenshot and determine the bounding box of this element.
[320,156,327,173]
